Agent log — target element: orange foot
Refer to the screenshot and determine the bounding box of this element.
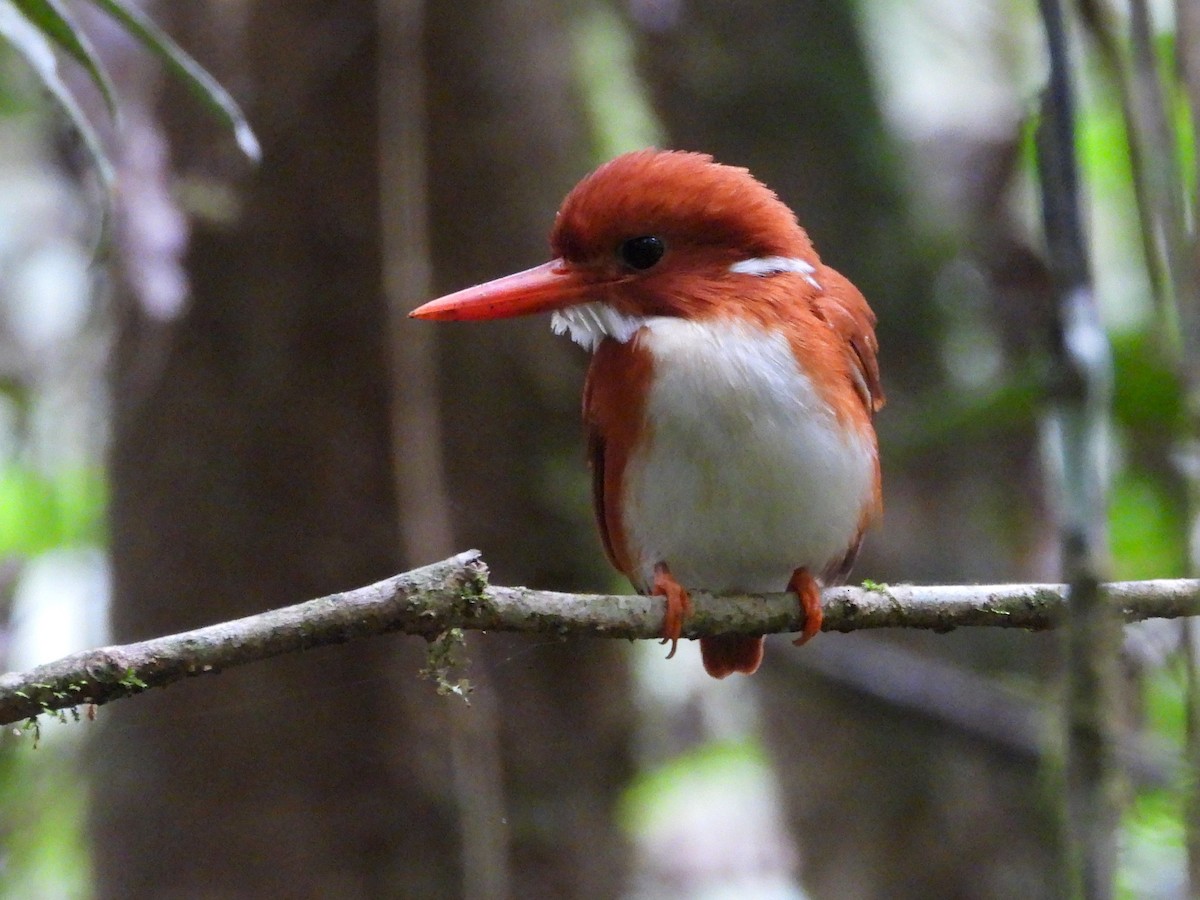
[652,562,692,659]
[789,567,822,646]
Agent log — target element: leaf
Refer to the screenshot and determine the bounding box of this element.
[11,0,118,118]
[0,3,114,228]
[87,0,261,162]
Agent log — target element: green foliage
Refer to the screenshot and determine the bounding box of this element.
[87,0,259,161]
[1154,31,1196,199]
[1143,662,1186,739]
[1021,17,1200,893]
[1110,331,1182,433]
[570,4,661,162]
[1109,474,1185,581]
[12,0,116,116]
[1118,665,1188,897]
[0,743,90,899]
[1023,32,1193,207]
[0,465,104,555]
[0,0,259,242]
[620,739,769,834]
[0,467,101,887]
[1120,786,1186,899]
[0,2,114,200]
[1076,87,1135,198]
[1018,85,1131,200]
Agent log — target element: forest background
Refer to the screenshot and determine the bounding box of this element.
[0,1,1194,898]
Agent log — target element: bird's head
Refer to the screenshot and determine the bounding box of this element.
[410,149,818,349]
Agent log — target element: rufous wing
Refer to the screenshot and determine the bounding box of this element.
[809,267,885,417]
[581,337,655,582]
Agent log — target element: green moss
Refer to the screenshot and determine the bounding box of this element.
[419,629,472,702]
[117,669,147,691]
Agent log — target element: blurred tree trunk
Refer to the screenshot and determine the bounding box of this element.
[633,2,1061,896]
[425,1,636,896]
[92,2,466,896]
[91,1,634,897]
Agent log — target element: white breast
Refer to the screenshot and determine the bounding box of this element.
[621,317,876,594]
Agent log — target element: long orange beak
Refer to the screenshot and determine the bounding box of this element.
[409,259,594,321]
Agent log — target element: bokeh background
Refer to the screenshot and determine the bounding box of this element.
[0,1,1191,897]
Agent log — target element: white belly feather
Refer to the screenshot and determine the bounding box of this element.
[622,317,875,594]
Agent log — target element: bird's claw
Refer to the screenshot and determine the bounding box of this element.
[789,567,822,645]
[653,562,692,659]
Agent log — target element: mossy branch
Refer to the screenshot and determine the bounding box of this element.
[2,549,1199,727]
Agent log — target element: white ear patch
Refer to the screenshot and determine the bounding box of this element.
[551,302,647,351]
[730,256,821,290]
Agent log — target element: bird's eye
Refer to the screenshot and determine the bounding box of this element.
[618,236,665,271]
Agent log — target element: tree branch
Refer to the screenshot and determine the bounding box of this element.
[2,549,1200,727]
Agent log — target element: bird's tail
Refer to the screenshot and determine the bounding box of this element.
[700,635,764,679]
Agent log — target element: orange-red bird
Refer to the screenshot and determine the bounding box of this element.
[411,150,884,678]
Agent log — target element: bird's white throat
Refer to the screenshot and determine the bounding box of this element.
[551,302,647,351]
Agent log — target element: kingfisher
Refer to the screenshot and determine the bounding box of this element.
[411,149,883,677]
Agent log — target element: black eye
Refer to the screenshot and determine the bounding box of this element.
[618,235,665,270]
